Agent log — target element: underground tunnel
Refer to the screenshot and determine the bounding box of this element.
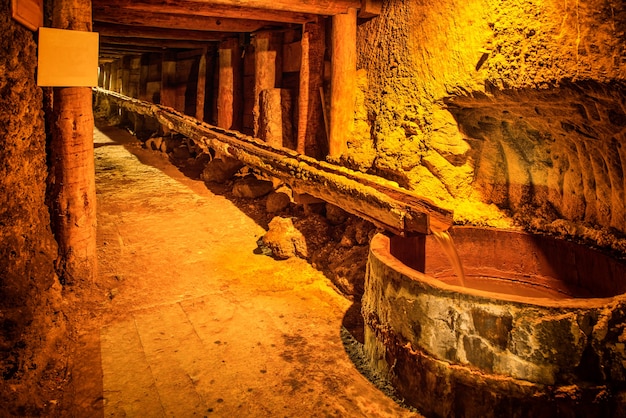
[2,0,626,417]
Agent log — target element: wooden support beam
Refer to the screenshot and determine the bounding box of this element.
[329,8,356,158]
[94,22,225,42]
[95,89,454,235]
[93,0,318,24]
[100,45,166,54]
[176,0,361,15]
[297,20,325,158]
[93,7,278,32]
[196,52,207,121]
[358,0,382,18]
[217,37,242,130]
[252,31,283,137]
[160,52,177,109]
[50,0,97,284]
[101,36,216,50]
[121,56,131,96]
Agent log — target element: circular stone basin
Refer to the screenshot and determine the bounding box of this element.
[362,227,626,418]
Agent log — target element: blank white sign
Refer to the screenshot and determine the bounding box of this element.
[37,27,99,87]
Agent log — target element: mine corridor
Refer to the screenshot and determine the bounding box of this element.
[3,1,626,417]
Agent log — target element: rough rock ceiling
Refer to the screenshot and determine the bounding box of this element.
[93,0,363,61]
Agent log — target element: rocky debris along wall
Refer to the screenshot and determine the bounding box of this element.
[0,3,66,415]
[353,0,626,253]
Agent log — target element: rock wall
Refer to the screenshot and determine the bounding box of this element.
[0,3,66,414]
[353,0,626,253]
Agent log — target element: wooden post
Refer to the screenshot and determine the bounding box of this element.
[101,63,111,89]
[139,54,150,101]
[297,20,326,158]
[259,88,293,148]
[195,51,207,121]
[50,0,97,284]
[160,51,177,108]
[110,59,119,92]
[121,55,131,96]
[217,37,242,130]
[129,55,141,99]
[329,8,357,158]
[252,31,283,137]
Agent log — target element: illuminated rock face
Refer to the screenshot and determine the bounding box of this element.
[363,229,626,417]
[353,0,626,249]
[0,2,64,410]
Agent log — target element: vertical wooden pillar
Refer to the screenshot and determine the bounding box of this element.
[161,52,177,107]
[128,55,141,99]
[252,31,283,137]
[217,37,242,130]
[102,63,111,89]
[50,0,97,284]
[97,65,104,87]
[203,46,216,124]
[297,20,326,158]
[138,54,150,101]
[121,55,131,96]
[329,8,357,158]
[195,50,207,121]
[110,59,119,92]
[259,88,293,148]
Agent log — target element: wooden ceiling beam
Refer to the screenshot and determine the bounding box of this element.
[93,6,279,32]
[100,45,166,54]
[180,0,361,15]
[92,0,318,24]
[94,23,225,41]
[101,36,216,50]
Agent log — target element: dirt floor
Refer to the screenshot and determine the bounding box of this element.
[46,124,421,417]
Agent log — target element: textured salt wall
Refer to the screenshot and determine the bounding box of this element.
[353,0,626,251]
[0,3,66,414]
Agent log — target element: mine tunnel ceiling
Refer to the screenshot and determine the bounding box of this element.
[93,0,363,62]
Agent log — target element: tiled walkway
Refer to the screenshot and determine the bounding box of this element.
[87,125,419,417]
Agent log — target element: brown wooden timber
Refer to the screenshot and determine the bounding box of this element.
[177,0,361,15]
[94,22,225,42]
[51,0,97,284]
[94,89,454,235]
[217,37,242,130]
[101,36,217,50]
[297,21,325,158]
[161,52,177,108]
[329,8,356,158]
[196,52,208,121]
[93,7,278,32]
[100,45,167,55]
[93,0,317,24]
[252,31,283,137]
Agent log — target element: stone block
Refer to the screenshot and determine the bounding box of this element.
[232,177,274,198]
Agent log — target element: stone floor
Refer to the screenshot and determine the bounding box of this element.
[69,125,420,417]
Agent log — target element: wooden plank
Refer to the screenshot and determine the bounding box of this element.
[94,22,224,42]
[101,36,216,50]
[358,0,382,18]
[11,0,43,31]
[93,6,276,32]
[93,0,317,24]
[94,88,454,235]
[179,0,361,15]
